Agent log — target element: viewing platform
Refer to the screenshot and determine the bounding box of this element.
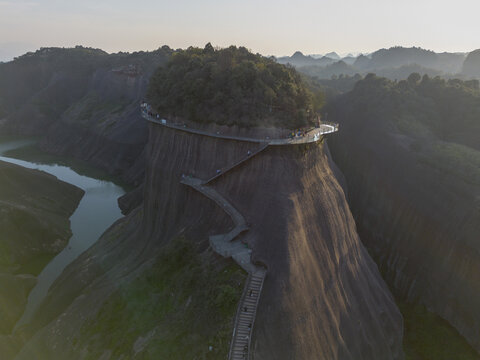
[141,110,338,145]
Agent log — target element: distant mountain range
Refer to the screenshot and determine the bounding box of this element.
[277,47,477,80]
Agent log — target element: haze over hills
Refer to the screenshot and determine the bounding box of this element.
[463,50,480,79]
[277,46,476,80]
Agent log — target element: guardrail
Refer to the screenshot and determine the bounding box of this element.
[142,110,338,146]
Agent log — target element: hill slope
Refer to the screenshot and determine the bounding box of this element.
[0,160,83,336]
[327,74,480,354]
[463,49,480,79]
[0,46,172,184]
[10,122,404,360]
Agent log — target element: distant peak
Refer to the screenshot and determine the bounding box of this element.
[292,51,306,58]
[325,52,340,60]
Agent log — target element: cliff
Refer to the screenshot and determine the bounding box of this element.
[326,75,480,353]
[10,122,404,359]
[463,49,480,79]
[0,47,172,185]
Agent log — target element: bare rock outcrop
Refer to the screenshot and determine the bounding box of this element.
[12,123,404,359]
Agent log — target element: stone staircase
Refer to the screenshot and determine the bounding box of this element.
[204,143,268,184]
[229,269,267,360]
[178,137,269,360]
[145,107,339,360]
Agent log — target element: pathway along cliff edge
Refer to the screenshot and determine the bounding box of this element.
[143,108,338,360]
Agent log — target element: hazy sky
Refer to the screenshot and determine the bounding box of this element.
[0,0,479,61]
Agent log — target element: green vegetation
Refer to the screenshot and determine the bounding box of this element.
[79,237,246,359]
[0,273,36,334]
[64,92,128,125]
[327,73,480,149]
[399,301,480,360]
[309,74,363,102]
[337,74,480,184]
[13,253,56,276]
[419,142,480,186]
[0,159,83,334]
[148,44,323,128]
[0,45,173,123]
[0,160,83,274]
[327,73,480,358]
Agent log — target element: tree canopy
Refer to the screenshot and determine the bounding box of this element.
[326,73,480,150]
[147,44,322,128]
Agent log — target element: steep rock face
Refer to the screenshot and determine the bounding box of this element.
[327,102,480,352]
[38,68,150,184]
[12,123,404,359]
[0,48,171,184]
[140,124,405,359]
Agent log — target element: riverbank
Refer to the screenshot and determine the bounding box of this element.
[0,138,125,343]
[0,160,84,334]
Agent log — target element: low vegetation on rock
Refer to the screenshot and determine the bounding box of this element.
[79,237,246,359]
[0,160,83,335]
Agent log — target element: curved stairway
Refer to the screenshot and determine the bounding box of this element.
[179,145,267,359]
[145,109,336,359]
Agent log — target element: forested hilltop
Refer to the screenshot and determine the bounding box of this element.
[147,44,323,128]
[338,73,480,150]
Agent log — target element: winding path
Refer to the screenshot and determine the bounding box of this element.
[180,151,266,359]
[142,111,338,145]
[144,108,338,359]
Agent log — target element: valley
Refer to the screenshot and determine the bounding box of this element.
[0,44,478,359]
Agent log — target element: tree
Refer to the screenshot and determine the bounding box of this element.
[407,72,421,85]
[147,46,320,129]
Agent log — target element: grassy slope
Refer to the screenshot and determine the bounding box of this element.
[78,237,247,359]
[0,160,84,334]
[400,301,480,360]
[0,160,84,273]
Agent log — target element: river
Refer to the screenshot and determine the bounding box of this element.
[0,138,125,329]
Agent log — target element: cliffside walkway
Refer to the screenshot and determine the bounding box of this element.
[179,151,267,359]
[205,143,268,184]
[144,108,337,359]
[181,175,259,273]
[181,175,266,360]
[142,111,338,145]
